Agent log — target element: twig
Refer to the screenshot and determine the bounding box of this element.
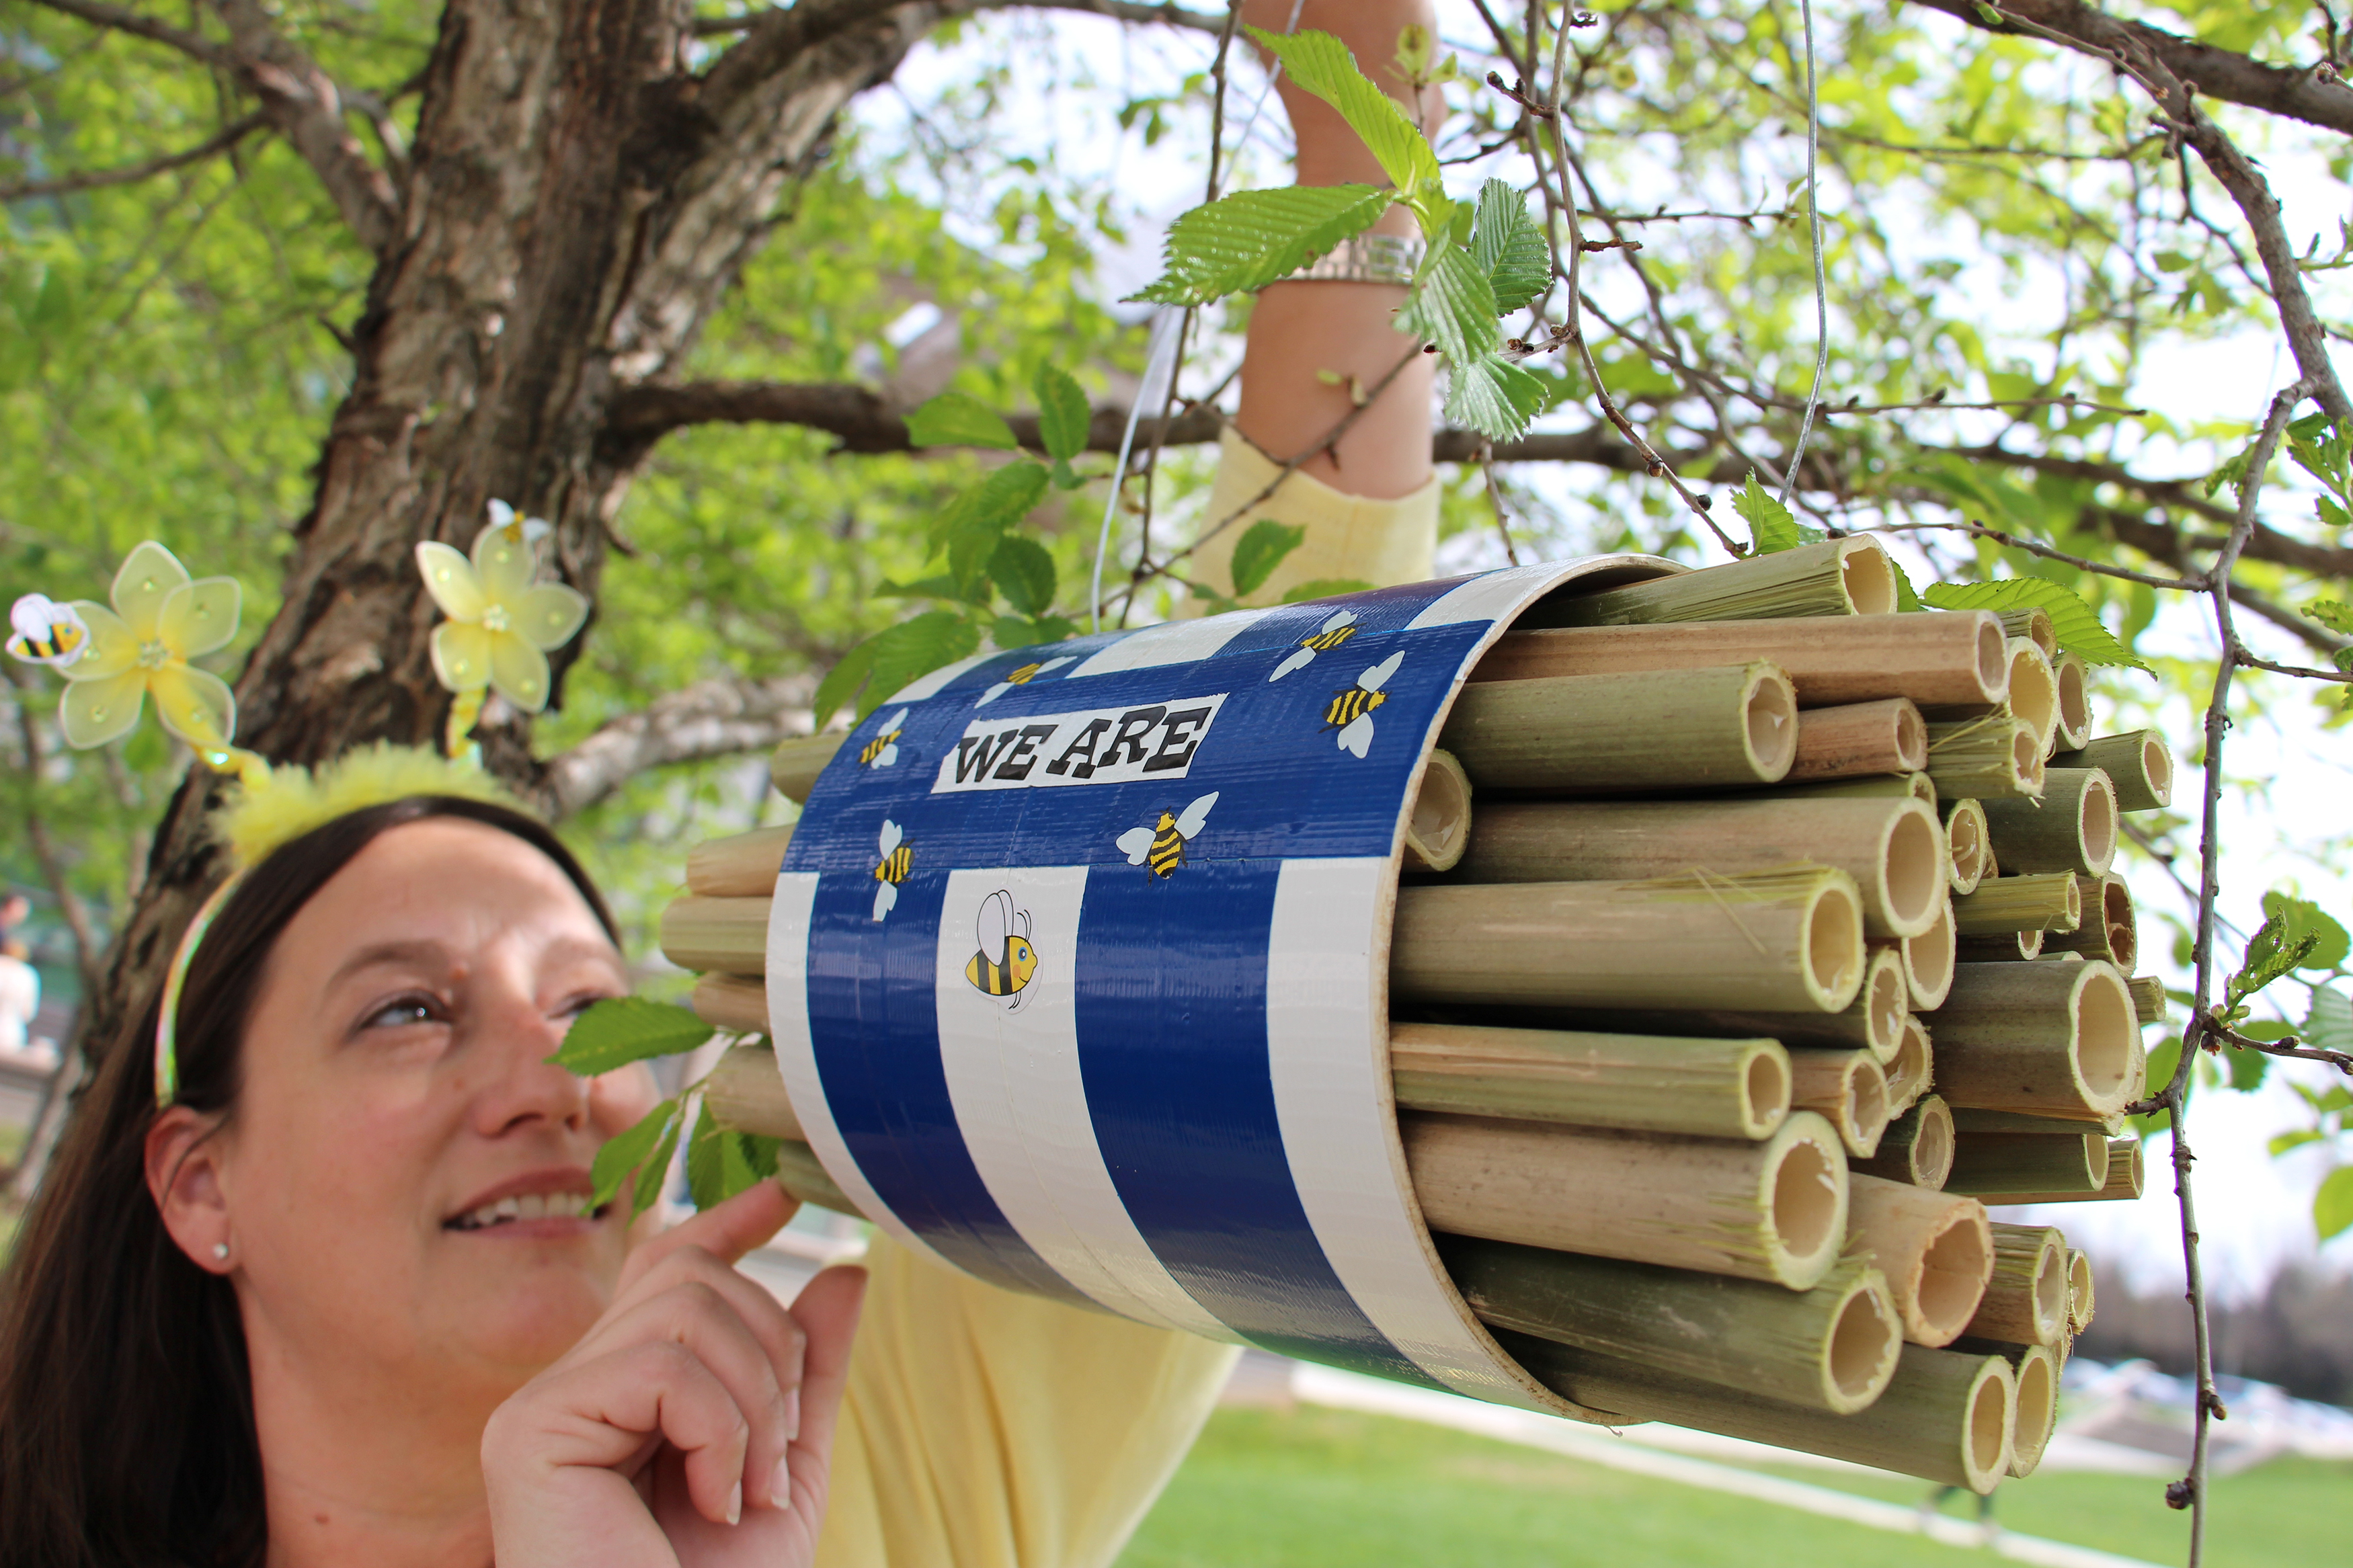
[2202,1014,2353,1072]
[1479,441,1521,565]
[0,110,267,201]
[1872,518,2201,591]
[1780,0,1830,510]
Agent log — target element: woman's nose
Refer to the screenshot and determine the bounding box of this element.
[467,991,593,1135]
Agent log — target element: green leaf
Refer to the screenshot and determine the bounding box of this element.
[590,1097,679,1214]
[1470,179,1550,315]
[2227,911,2322,1012]
[1228,518,1306,598]
[2303,986,2353,1054]
[1127,185,1392,305]
[2262,891,2351,971]
[2315,1164,2353,1241]
[718,1128,763,1199]
[1248,28,1439,198]
[859,610,984,720]
[988,534,1057,616]
[2225,1044,2271,1091]
[686,1099,728,1210]
[1919,579,2151,670]
[633,1104,686,1221]
[548,997,714,1076]
[734,1130,782,1182]
[2306,599,2353,636]
[906,391,1018,450]
[876,573,963,600]
[1281,577,1375,604]
[1033,366,1091,463]
[1397,243,1499,366]
[811,638,877,733]
[1445,354,1550,442]
[944,461,1052,591]
[2270,1128,2326,1156]
[993,612,1078,648]
[1732,471,1823,554]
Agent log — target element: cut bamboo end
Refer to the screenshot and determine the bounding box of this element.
[2044,872,2137,973]
[1857,1097,1956,1190]
[2067,1249,2095,1333]
[1859,946,1911,1061]
[2052,655,2091,751]
[2128,974,2166,1027]
[1474,610,2007,708]
[1925,717,2043,800]
[1884,1014,1933,1115]
[658,895,770,976]
[704,1043,803,1142]
[1980,768,2118,878]
[686,824,797,897]
[1441,1238,1901,1412]
[2002,640,2061,752]
[1402,749,1474,872]
[1944,798,1990,895]
[770,732,847,803]
[1999,607,2056,660]
[1965,1223,2071,1347]
[1404,1109,1849,1289]
[772,1139,857,1216]
[1439,663,1798,792]
[2053,731,2173,812]
[1392,868,1866,1015]
[1542,536,1899,626]
[1507,1335,2016,1495]
[1954,872,2082,936]
[1944,1132,2110,1198]
[1788,698,1928,782]
[1846,1174,1994,1346]
[692,973,771,1036]
[1988,1139,2147,1204]
[1934,959,2141,1119]
[1901,897,1958,1011]
[1788,1050,1890,1157]
[1454,797,1942,942]
[2007,1342,2061,1477]
[1388,1022,1792,1141]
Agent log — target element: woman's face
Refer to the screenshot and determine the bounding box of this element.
[209,817,655,1397]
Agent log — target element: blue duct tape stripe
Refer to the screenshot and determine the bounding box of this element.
[1070,858,1441,1385]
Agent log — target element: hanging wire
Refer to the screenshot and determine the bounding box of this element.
[1779,0,1830,509]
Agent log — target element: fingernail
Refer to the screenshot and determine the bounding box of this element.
[769,1454,794,1512]
[783,1387,801,1441]
[727,1481,742,1526]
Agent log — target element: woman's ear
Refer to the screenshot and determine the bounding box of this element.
[145,1106,233,1274]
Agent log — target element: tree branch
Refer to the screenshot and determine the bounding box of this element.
[534,673,818,821]
[694,0,1222,34]
[24,0,231,67]
[0,110,266,202]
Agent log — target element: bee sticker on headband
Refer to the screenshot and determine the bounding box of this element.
[1322,651,1404,759]
[1268,609,1358,682]
[859,709,910,770]
[977,655,1074,707]
[963,889,1039,1009]
[1116,792,1217,878]
[6,594,90,669]
[871,818,910,920]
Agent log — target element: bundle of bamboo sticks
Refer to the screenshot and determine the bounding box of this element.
[668,537,2174,1499]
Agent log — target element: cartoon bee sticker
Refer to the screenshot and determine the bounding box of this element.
[1322,651,1404,759]
[859,708,909,769]
[1269,609,1358,682]
[871,818,910,921]
[963,889,1039,1007]
[977,655,1074,707]
[6,594,89,669]
[1116,792,1218,878]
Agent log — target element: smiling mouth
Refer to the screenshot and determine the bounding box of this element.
[446,1192,605,1231]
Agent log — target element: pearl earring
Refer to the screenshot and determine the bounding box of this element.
[211,1242,229,1262]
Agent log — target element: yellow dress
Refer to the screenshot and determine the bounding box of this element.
[815,446,1438,1565]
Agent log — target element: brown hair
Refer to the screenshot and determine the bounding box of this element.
[0,796,615,1567]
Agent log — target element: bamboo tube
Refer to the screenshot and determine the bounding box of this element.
[2052,654,2091,751]
[686,824,797,897]
[1454,798,1942,941]
[1958,929,2044,962]
[1757,772,1940,810]
[2002,640,2061,752]
[1999,607,2056,659]
[1502,1334,2016,1495]
[1856,1097,1955,1190]
[2044,872,2137,971]
[1387,1022,1791,1140]
[1392,868,1866,1015]
[772,1139,856,1215]
[1944,1132,2110,1198]
[692,973,771,1036]
[1924,717,2044,800]
[770,732,847,803]
[1439,663,1798,792]
[704,1044,803,1142]
[1439,1237,1902,1412]
[1787,1050,1890,1157]
[1401,749,1474,873]
[2052,731,2173,812]
[1985,1139,2146,1204]
[1900,897,1957,1009]
[1788,698,1927,782]
[2006,1340,2061,1477]
[1951,1106,2124,1137]
[1474,609,2006,708]
[1404,1110,1849,1290]
[2128,974,2166,1027]
[2067,1249,2095,1333]
[1979,768,2118,877]
[1963,1223,2069,1346]
[1933,960,2141,1119]
[1846,1175,1995,1346]
[1884,1014,1933,1115]
[659,895,771,976]
[1538,944,1901,1057]
[1538,537,1900,626]
[1944,798,1990,895]
[1954,872,2081,936]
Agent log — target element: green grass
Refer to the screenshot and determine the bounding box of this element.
[1118,1405,2352,1568]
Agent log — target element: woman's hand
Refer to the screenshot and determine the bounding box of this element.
[482,1182,867,1567]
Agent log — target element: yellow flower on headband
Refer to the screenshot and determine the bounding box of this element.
[415,505,589,713]
[212,741,524,868]
[58,541,241,750]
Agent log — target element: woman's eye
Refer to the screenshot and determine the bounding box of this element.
[361,996,442,1030]
[556,992,621,1022]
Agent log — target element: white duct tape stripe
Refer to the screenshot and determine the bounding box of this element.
[1067,607,1274,678]
[1404,554,1677,632]
[885,651,994,706]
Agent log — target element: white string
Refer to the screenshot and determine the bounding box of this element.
[1090,306,1183,630]
[1779,0,1829,509]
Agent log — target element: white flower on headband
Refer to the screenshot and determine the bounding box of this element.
[55,541,241,751]
[415,505,589,714]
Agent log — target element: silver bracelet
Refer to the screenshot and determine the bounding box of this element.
[1273,233,1425,287]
